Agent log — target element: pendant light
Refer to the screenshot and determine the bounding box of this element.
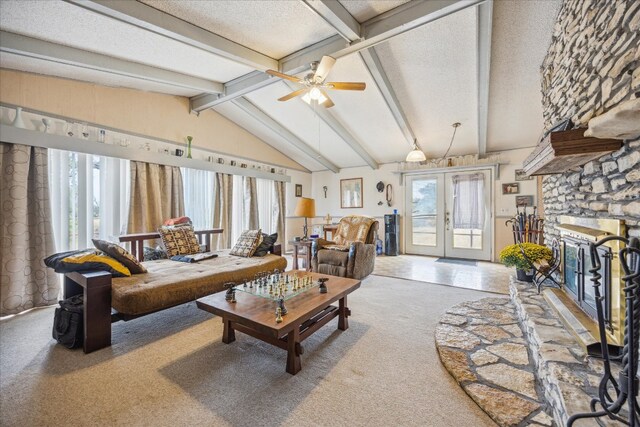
[405,139,426,162]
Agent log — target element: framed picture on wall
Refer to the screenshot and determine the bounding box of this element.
[295,184,302,197]
[340,178,363,208]
[515,169,533,181]
[515,195,534,207]
[502,183,520,194]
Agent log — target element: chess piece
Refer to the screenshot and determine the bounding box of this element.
[277,297,288,315]
[225,283,236,302]
[275,308,283,323]
[230,291,236,303]
[318,278,328,294]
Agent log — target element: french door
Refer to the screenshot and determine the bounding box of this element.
[405,169,492,261]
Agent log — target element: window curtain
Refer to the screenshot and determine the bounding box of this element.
[243,176,259,230]
[274,180,286,244]
[0,143,58,316]
[182,167,214,230]
[452,173,485,230]
[127,161,184,233]
[213,173,233,249]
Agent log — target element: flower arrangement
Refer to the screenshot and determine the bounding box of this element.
[499,243,552,271]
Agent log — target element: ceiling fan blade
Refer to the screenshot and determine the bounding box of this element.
[266,69,302,83]
[326,82,366,91]
[319,88,334,108]
[277,88,308,102]
[314,56,336,83]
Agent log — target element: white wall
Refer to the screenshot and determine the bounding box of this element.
[310,148,538,259]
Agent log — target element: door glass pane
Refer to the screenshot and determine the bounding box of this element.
[451,173,484,249]
[411,179,437,246]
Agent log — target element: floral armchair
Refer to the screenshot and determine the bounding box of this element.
[311,215,379,279]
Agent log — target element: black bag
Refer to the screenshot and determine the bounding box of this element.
[52,295,84,349]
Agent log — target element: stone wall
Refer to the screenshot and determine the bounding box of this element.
[539,0,640,241]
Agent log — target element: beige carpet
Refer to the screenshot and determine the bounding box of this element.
[0,275,496,427]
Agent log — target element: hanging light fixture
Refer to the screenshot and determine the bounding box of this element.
[302,87,328,105]
[405,138,426,162]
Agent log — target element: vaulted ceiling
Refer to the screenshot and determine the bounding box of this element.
[0,0,561,172]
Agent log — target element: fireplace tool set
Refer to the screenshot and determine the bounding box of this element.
[567,236,640,426]
[505,206,544,245]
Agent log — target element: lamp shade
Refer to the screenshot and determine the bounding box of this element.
[294,197,316,218]
[406,139,426,162]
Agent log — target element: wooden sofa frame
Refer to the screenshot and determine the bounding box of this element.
[63,229,282,353]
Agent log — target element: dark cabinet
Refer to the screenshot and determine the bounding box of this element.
[384,214,400,256]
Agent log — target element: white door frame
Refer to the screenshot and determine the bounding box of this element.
[403,167,493,260]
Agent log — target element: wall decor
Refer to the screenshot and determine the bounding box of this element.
[515,169,533,181]
[502,182,520,194]
[515,195,534,207]
[322,186,328,198]
[186,135,193,159]
[295,184,302,197]
[340,178,363,208]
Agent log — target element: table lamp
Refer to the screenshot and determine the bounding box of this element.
[294,197,316,240]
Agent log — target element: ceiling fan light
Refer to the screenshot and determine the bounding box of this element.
[302,92,311,104]
[405,140,426,162]
[309,87,322,100]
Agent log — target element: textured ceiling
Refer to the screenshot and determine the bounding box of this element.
[486,0,562,152]
[0,52,200,97]
[0,0,564,171]
[214,101,327,172]
[374,6,478,158]
[245,82,366,169]
[338,0,411,23]
[0,0,254,82]
[139,0,336,59]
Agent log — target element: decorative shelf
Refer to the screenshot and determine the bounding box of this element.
[0,125,291,182]
[522,128,622,176]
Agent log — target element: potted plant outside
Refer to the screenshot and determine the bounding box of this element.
[499,243,552,283]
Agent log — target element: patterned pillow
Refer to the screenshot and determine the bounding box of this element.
[158,225,201,257]
[92,239,147,274]
[230,229,263,257]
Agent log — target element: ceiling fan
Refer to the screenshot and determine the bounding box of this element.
[266,56,366,108]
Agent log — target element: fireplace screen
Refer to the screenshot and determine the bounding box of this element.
[563,237,611,324]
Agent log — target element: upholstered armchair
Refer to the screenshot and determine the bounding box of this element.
[311,215,379,279]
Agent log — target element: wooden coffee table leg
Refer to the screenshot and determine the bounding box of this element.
[338,296,350,331]
[222,318,236,344]
[286,326,302,375]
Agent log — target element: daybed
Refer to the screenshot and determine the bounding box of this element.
[63,229,286,353]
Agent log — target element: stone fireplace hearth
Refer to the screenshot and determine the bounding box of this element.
[435,278,624,427]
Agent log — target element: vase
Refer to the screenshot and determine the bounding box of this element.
[12,107,26,129]
[516,268,534,283]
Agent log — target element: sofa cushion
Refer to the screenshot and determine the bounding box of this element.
[92,239,147,274]
[111,251,287,315]
[253,232,277,257]
[318,248,349,267]
[230,229,262,257]
[158,224,200,257]
[44,249,131,277]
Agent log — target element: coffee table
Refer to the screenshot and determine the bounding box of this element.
[196,271,361,375]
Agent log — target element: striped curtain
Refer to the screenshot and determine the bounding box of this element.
[274,180,286,244]
[243,176,259,230]
[127,161,184,234]
[213,173,233,249]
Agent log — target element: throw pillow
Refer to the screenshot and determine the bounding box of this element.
[253,233,278,257]
[44,249,131,277]
[230,229,263,257]
[143,246,168,261]
[158,224,201,257]
[92,239,147,274]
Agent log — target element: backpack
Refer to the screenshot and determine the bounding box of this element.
[52,295,84,349]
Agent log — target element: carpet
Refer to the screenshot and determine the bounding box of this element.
[435,258,478,267]
[0,275,496,427]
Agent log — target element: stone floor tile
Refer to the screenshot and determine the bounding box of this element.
[476,363,538,399]
[502,324,524,338]
[464,383,540,427]
[539,343,582,364]
[435,324,481,350]
[439,313,467,326]
[471,349,499,366]
[530,411,554,426]
[486,342,530,365]
[468,325,512,341]
[438,347,477,383]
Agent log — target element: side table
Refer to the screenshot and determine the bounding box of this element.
[290,240,312,271]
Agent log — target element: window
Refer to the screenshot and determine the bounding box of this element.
[256,178,276,235]
[182,167,214,230]
[48,150,129,251]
